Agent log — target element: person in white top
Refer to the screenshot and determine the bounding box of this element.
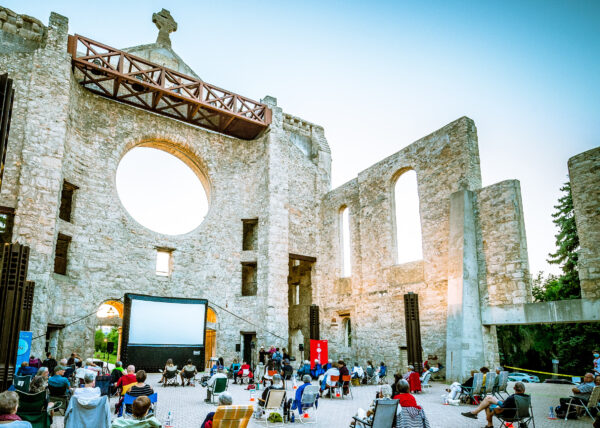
[73,373,101,401]
[204,369,227,403]
[351,362,364,380]
[320,362,340,396]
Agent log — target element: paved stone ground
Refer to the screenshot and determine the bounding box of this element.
[52,374,592,427]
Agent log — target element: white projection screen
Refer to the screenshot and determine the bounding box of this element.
[128,296,206,346]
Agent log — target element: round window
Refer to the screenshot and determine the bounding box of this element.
[116,147,209,235]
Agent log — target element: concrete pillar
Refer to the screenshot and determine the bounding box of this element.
[446,189,485,381]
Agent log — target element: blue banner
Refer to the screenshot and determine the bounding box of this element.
[16,331,32,368]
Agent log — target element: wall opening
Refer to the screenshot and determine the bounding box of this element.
[241,262,257,296]
[340,206,352,277]
[393,169,423,264]
[242,219,258,251]
[288,255,314,360]
[343,318,352,347]
[95,300,123,363]
[0,206,14,245]
[205,307,217,369]
[59,181,78,222]
[155,248,173,276]
[116,146,209,235]
[54,233,71,275]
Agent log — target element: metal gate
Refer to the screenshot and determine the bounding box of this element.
[404,292,422,370]
[309,304,320,340]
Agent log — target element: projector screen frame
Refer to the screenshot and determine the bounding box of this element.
[121,293,208,371]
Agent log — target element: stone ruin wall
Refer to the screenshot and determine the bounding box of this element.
[0,10,331,363]
[569,147,600,299]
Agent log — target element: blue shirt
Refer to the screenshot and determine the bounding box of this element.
[16,366,38,377]
[0,421,32,427]
[291,383,318,414]
[575,381,595,398]
[48,374,70,388]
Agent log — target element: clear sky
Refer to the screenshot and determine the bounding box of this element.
[9,0,599,275]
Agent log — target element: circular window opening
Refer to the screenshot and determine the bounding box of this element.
[116,147,209,235]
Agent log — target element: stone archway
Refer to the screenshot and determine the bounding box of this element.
[205,307,217,369]
[96,300,124,362]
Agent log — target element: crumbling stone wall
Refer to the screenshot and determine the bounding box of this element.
[569,147,600,299]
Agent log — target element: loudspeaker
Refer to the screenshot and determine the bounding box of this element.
[299,344,304,352]
[235,344,241,352]
[107,341,114,354]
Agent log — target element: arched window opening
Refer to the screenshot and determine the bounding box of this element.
[343,318,352,347]
[393,170,423,264]
[340,206,352,277]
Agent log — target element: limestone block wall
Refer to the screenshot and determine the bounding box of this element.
[475,180,531,306]
[569,146,600,298]
[317,117,483,373]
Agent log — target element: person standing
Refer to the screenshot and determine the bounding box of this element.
[41,352,57,375]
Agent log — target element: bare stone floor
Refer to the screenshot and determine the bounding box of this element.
[52,374,589,427]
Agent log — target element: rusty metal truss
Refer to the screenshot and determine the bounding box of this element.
[67,34,271,140]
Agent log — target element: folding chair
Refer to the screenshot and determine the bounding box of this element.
[48,383,70,415]
[212,404,253,428]
[161,368,179,386]
[327,375,340,398]
[13,374,32,392]
[352,398,398,428]
[259,389,286,426]
[116,383,135,416]
[493,371,509,399]
[566,385,600,420]
[181,369,196,386]
[495,394,535,427]
[341,374,353,399]
[95,374,112,397]
[123,393,158,418]
[421,372,432,392]
[460,373,483,404]
[64,395,110,428]
[482,372,496,396]
[283,364,294,380]
[365,367,377,385]
[239,369,251,384]
[298,385,319,424]
[209,377,229,404]
[16,389,58,428]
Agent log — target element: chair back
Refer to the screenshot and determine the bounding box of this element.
[212,404,253,428]
[63,366,75,379]
[265,389,286,410]
[164,367,178,379]
[588,386,600,407]
[472,373,484,393]
[214,377,228,394]
[484,372,496,393]
[65,395,109,428]
[342,374,351,382]
[513,394,531,419]
[301,385,320,406]
[366,367,375,377]
[120,382,134,396]
[497,371,509,393]
[371,399,398,428]
[421,372,431,386]
[242,369,249,376]
[13,374,31,392]
[48,383,68,397]
[16,390,47,413]
[329,375,339,385]
[95,374,111,396]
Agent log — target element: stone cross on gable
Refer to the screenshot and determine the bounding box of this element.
[152,8,177,48]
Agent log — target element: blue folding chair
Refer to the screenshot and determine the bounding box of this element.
[122,393,158,418]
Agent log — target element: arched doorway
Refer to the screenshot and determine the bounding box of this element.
[205,307,217,369]
[95,300,123,363]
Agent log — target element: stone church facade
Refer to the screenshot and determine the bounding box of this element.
[1,7,598,380]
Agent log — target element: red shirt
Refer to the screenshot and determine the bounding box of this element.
[116,373,137,388]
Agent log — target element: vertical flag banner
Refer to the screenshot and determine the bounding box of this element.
[16,331,32,368]
[310,339,328,368]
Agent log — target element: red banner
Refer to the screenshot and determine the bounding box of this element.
[310,339,328,369]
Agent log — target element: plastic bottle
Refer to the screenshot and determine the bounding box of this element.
[291,413,295,423]
[165,411,173,427]
[548,406,556,419]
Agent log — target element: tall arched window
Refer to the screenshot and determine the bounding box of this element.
[344,318,352,347]
[393,170,423,264]
[340,206,352,277]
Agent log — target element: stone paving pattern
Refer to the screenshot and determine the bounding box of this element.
[52,375,591,427]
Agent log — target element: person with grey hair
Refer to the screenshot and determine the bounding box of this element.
[392,379,431,426]
[29,367,49,393]
[200,392,233,428]
[259,374,284,407]
[462,381,528,427]
[73,372,101,401]
[204,368,227,403]
[0,390,32,427]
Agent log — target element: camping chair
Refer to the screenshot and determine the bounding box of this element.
[566,385,600,420]
[64,395,111,428]
[209,377,229,404]
[283,364,294,380]
[341,374,353,399]
[63,365,76,386]
[353,398,398,428]
[181,368,197,386]
[48,383,70,415]
[421,372,432,392]
[16,389,59,428]
[259,389,286,426]
[123,393,158,418]
[298,385,319,424]
[493,371,509,399]
[212,404,253,428]
[13,374,32,392]
[460,373,483,404]
[229,363,241,379]
[161,367,179,386]
[239,368,251,384]
[495,394,535,427]
[482,372,496,396]
[116,383,135,416]
[365,367,377,385]
[95,374,112,397]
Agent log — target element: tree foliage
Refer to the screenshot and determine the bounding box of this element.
[94,327,119,354]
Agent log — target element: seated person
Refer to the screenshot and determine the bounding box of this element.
[115,365,137,391]
[323,360,332,371]
[180,359,198,386]
[281,360,294,380]
[229,359,241,375]
[210,360,224,376]
[48,366,72,393]
[110,362,124,394]
[461,381,528,427]
[73,372,101,401]
[0,390,33,428]
[126,371,154,415]
[445,369,477,402]
[377,362,387,380]
[234,362,253,383]
[296,361,311,378]
[201,392,233,428]
[111,396,161,427]
[290,375,318,415]
[159,359,178,384]
[16,362,37,377]
[338,360,350,395]
[350,384,394,427]
[320,362,340,396]
[29,368,49,394]
[404,365,421,393]
[41,352,57,375]
[258,374,284,407]
[28,356,41,369]
[555,372,595,418]
[310,360,323,379]
[84,359,102,374]
[351,362,364,380]
[393,379,430,426]
[204,369,227,403]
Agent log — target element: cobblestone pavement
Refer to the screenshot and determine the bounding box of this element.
[52,374,591,427]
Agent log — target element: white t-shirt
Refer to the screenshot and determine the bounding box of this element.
[324,368,340,386]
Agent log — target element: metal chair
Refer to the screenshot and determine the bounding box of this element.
[48,383,70,415]
[421,372,432,392]
[566,385,600,420]
[493,371,509,399]
[327,375,340,398]
[298,385,319,424]
[238,368,251,384]
[495,394,535,427]
[482,372,496,396]
[181,369,197,386]
[365,367,377,385]
[209,377,228,404]
[341,374,353,399]
[353,398,398,428]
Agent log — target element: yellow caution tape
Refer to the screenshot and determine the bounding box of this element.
[503,365,579,378]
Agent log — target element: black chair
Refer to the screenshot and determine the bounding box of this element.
[16,389,60,428]
[13,374,32,392]
[282,365,294,380]
[353,398,398,428]
[495,394,535,428]
[95,374,112,396]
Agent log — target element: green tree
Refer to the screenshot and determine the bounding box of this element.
[94,329,106,352]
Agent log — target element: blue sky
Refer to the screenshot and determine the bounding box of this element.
[9,0,599,275]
